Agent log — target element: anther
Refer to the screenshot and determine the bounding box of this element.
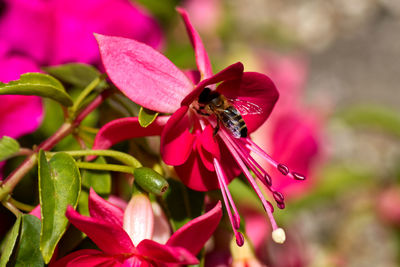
[277,202,285,209]
[292,172,306,180]
[277,163,289,175]
[273,191,284,204]
[272,228,286,244]
[233,213,241,230]
[263,173,272,187]
[235,232,245,247]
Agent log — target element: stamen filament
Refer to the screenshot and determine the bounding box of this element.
[218,130,279,231]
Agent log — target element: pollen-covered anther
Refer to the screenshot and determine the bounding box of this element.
[272,228,286,244]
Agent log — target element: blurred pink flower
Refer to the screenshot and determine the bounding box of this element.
[54,189,222,266]
[252,53,321,199]
[0,0,163,66]
[183,0,222,34]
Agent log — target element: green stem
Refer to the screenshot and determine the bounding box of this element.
[2,200,22,217]
[70,75,104,116]
[76,162,134,174]
[9,198,35,212]
[49,150,142,168]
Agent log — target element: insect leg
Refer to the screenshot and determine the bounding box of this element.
[213,119,220,137]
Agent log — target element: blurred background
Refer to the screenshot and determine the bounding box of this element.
[1,0,400,266]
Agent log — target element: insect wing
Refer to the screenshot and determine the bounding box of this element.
[228,98,263,115]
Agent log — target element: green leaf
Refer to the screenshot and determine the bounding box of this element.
[0,73,73,107]
[43,63,104,88]
[14,215,44,267]
[79,156,111,216]
[162,179,204,231]
[38,150,81,263]
[0,216,21,267]
[0,136,20,162]
[138,107,159,128]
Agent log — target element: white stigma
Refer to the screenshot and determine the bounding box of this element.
[272,228,286,244]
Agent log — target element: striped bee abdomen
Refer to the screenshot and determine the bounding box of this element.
[220,106,248,138]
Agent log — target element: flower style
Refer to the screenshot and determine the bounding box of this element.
[92,8,306,245]
[54,189,222,266]
[0,0,162,66]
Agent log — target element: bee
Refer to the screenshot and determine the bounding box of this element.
[196,87,262,138]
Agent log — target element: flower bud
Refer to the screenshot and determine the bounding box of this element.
[134,167,169,196]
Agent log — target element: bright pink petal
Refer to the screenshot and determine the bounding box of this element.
[177,7,213,79]
[137,239,199,265]
[51,249,120,267]
[29,205,41,219]
[217,72,279,133]
[89,188,124,227]
[92,116,169,151]
[160,106,196,166]
[51,0,163,65]
[181,62,244,106]
[167,201,222,255]
[66,206,134,255]
[95,34,193,113]
[0,95,43,139]
[196,124,220,171]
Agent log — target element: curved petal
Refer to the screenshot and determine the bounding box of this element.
[217,72,279,133]
[196,124,220,171]
[177,7,213,79]
[50,249,119,267]
[181,62,244,106]
[66,206,134,255]
[92,116,169,151]
[95,34,193,113]
[160,106,195,166]
[167,201,222,255]
[51,0,163,65]
[175,137,240,191]
[137,239,198,265]
[89,188,124,227]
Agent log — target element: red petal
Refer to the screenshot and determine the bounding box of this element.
[196,125,220,171]
[217,72,279,133]
[89,188,124,227]
[66,206,134,255]
[92,116,168,151]
[160,106,195,166]
[181,62,244,106]
[137,239,198,265]
[177,7,213,79]
[95,34,193,113]
[51,249,119,267]
[167,201,222,255]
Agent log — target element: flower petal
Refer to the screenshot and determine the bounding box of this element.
[176,7,213,79]
[95,34,193,113]
[50,249,119,267]
[92,116,169,151]
[137,239,198,265]
[196,124,220,171]
[181,62,244,106]
[66,206,134,255]
[160,106,195,166]
[166,201,222,255]
[217,72,279,133]
[175,138,240,191]
[88,188,124,227]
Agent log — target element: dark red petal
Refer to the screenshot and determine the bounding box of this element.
[196,125,220,171]
[92,116,168,151]
[177,7,213,79]
[88,188,124,227]
[160,106,195,166]
[167,202,222,255]
[50,249,118,267]
[66,206,134,255]
[217,72,279,133]
[95,34,193,113]
[137,239,198,265]
[181,62,244,106]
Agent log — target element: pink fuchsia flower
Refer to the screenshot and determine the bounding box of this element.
[92,8,306,245]
[251,53,321,199]
[54,189,222,266]
[0,0,163,66]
